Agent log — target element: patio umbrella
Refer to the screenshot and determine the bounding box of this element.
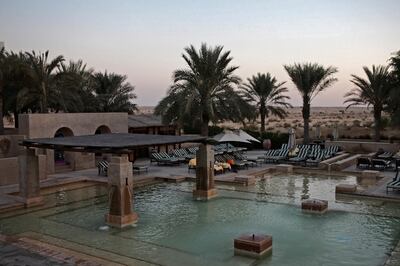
[234,129,260,143]
[287,128,296,150]
[332,124,339,140]
[213,130,251,144]
[315,124,321,139]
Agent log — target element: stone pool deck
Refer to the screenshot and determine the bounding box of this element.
[1,150,400,265]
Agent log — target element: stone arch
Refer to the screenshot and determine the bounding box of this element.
[95,125,112,135]
[54,127,74,164]
[54,127,74,138]
[94,125,111,159]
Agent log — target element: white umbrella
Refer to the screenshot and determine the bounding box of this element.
[288,128,296,150]
[234,129,260,143]
[315,124,321,139]
[213,130,251,144]
[332,124,339,140]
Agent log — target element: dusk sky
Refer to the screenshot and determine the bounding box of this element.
[1,0,399,107]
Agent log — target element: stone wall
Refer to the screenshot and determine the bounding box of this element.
[17,113,129,175]
[326,140,400,153]
[0,135,25,158]
[18,112,128,138]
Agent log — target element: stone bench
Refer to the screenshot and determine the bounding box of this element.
[330,154,361,171]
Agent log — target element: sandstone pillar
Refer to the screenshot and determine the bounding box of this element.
[193,143,217,200]
[18,148,43,207]
[105,154,138,228]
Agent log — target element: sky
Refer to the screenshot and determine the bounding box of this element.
[1,0,399,107]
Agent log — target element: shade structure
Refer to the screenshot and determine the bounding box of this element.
[213,130,251,144]
[287,128,296,150]
[234,129,260,143]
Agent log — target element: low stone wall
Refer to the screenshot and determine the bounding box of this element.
[330,154,361,171]
[326,140,400,153]
[0,157,19,185]
[319,153,349,170]
[0,135,25,158]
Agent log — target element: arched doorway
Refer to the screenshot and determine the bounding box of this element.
[94,125,111,159]
[95,125,111,135]
[54,127,74,164]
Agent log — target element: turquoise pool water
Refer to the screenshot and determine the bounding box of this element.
[1,174,399,266]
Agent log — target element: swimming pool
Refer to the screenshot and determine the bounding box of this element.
[0,174,399,266]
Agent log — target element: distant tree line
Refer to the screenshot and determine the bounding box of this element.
[155,43,400,142]
[0,49,137,133]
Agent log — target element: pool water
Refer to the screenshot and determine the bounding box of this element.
[0,174,400,266]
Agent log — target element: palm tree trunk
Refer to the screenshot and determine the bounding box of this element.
[0,86,4,135]
[302,102,310,144]
[0,96,4,135]
[201,113,209,137]
[260,104,266,134]
[373,108,382,142]
[13,110,18,128]
[41,82,47,113]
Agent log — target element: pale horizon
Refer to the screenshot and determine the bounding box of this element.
[1,0,399,107]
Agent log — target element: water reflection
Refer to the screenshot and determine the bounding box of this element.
[301,176,309,200]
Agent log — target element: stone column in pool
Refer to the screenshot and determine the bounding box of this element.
[18,147,43,207]
[105,154,138,228]
[193,143,218,200]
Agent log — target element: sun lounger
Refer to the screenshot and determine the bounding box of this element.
[159,151,185,163]
[305,151,325,167]
[357,157,371,169]
[151,152,180,165]
[233,152,260,166]
[376,151,393,160]
[371,158,391,170]
[133,164,149,173]
[270,149,289,163]
[289,148,310,165]
[386,168,400,193]
[223,154,248,169]
[187,146,199,156]
[97,160,109,176]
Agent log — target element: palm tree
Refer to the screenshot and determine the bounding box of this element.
[156,43,247,136]
[388,51,400,125]
[240,73,292,133]
[0,47,6,133]
[91,71,137,113]
[18,51,64,113]
[2,51,31,128]
[284,63,338,143]
[56,60,96,112]
[344,65,392,141]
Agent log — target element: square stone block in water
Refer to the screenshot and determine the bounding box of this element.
[335,184,357,194]
[275,164,293,173]
[235,176,256,186]
[301,199,328,213]
[234,234,272,258]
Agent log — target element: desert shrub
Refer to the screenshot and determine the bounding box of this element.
[380,117,390,129]
[353,120,361,127]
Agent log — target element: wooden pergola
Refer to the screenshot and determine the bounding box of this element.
[19,133,216,228]
[21,133,208,154]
